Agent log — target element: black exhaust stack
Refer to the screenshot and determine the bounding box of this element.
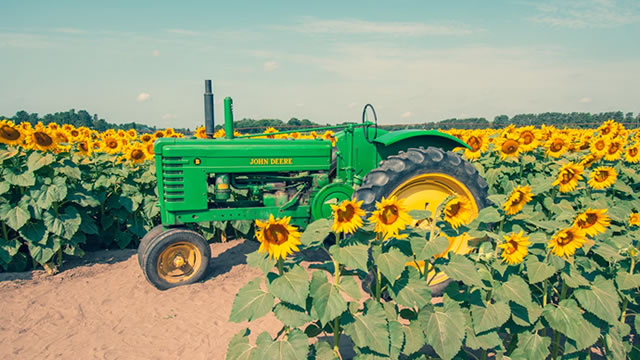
[204,80,214,138]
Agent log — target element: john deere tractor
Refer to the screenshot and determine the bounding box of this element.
[138,80,489,290]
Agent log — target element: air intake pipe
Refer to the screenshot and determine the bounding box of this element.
[204,80,214,138]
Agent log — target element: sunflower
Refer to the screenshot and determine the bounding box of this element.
[154,130,166,139]
[552,162,584,193]
[145,142,155,157]
[573,208,610,237]
[498,231,530,265]
[322,131,337,146]
[463,131,489,160]
[494,134,522,160]
[53,130,72,151]
[517,126,539,152]
[255,215,302,260]
[195,126,207,139]
[62,124,74,132]
[624,143,640,163]
[101,135,122,154]
[330,199,366,234]
[165,128,175,136]
[443,196,474,229]
[27,126,58,151]
[289,132,301,139]
[264,127,278,139]
[140,133,154,143]
[0,122,25,146]
[503,185,534,215]
[548,227,587,258]
[122,143,148,165]
[77,139,93,157]
[597,119,617,138]
[579,153,601,169]
[603,138,625,161]
[545,134,570,158]
[628,213,640,227]
[588,167,617,190]
[213,128,225,138]
[47,122,60,131]
[368,196,413,240]
[126,129,137,140]
[68,128,83,142]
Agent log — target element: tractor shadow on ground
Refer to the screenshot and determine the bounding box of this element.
[205,239,260,278]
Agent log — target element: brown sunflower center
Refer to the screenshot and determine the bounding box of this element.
[70,129,80,137]
[577,213,598,228]
[502,139,519,154]
[608,143,620,154]
[629,147,638,157]
[511,191,525,206]
[380,205,399,225]
[445,201,461,217]
[505,240,518,254]
[550,139,564,152]
[520,131,534,145]
[561,170,576,184]
[131,149,145,160]
[556,232,573,246]
[595,170,609,182]
[468,136,481,151]
[337,204,355,223]
[264,224,289,245]
[33,131,53,146]
[155,132,164,138]
[0,125,21,140]
[601,127,611,136]
[56,133,69,143]
[595,140,606,150]
[147,144,155,154]
[79,142,89,152]
[106,138,118,149]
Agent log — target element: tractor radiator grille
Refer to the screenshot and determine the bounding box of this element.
[162,157,187,203]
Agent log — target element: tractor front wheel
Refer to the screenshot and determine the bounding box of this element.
[355,146,489,296]
[141,228,211,290]
[137,224,165,268]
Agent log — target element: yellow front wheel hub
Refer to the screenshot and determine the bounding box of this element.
[157,241,202,283]
[390,173,480,286]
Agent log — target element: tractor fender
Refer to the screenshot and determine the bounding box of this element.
[373,130,470,159]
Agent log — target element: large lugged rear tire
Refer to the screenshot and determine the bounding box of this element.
[137,225,165,268]
[142,228,211,290]
[355,146,489,296]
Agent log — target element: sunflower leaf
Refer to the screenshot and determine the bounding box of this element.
[592,243,624,262]
[254,328,309,360]
[410,234,450,261]
[515,332,551,360]
[525,257,556,284]
[273,302,312,328]
[374,247,409,285]
[476,207,502,224]
[464,310,502,351]
[471,301,511,333]
[26,151,55,172]
[542,299,599,348]
[266,264,309,308]
[4,204,30,231]
[388,275,432,309]
[441,254,485,289]
[573,276,620,325]
[226,328,254,360]
[561,265,590,288]
[311,341,335,360]
[229,277,274,323]
[616,272,640,291]
[420,300,465,360]
[494,275,531,307]
[300,219,332,249]
[309,271,347,325]
[342,299,390,356]
[330,243,368,272]
[402,321,425,355]
[246,250,277,274]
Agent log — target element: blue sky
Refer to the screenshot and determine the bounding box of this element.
[1,0,639,129]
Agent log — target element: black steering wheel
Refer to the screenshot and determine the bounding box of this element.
[362,104,378,143]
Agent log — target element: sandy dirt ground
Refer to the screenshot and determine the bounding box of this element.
[0,239,296,360]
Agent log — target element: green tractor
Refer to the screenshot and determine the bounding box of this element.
[138,80,489,291]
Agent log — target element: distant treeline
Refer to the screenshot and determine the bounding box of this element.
[2,109,639,133]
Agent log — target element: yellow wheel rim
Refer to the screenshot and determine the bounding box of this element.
[157,241,202,283]
[390,173,480,286]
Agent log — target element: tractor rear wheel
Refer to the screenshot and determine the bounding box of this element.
[355,146,489,296]
[141,228,211,290]
[137,225,165,268]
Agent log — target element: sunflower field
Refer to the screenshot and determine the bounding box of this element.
[228,120,640,359]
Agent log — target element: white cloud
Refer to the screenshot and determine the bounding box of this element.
[263,61,279,71]
[579,97,593,104]
[278,17,474,36]
[401,111,413,118]
[531,0,640,28]
[152,49,160,57]
[167,28,201,36]
[137,92,151,102]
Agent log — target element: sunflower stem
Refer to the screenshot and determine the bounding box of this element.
[277,257,284,276]
[1,220,8,242]
[551,282,568,359]
[333,316,341,355]
[480,349,487,360]
[375,267,382,302]
[621,256,636,322]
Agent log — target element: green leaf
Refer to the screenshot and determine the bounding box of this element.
[300,218,332,249]
[19,221,48,245]
[273,302,312,328]
[115,231,132,248]
[605,325,628,360]
[510,302,542,327]
[343,299,390,356]
[309,271,347,325]
[311,341,335,360]
[4,204,30,231]
[525,257,556,284]
[374,247,408,285]
[421,301,465,360]
[573,276,620,325]
[79,212,99,235]
[266,265,309,308]
[229,277,274,323]
[26,151,54,171]
[402,321,425,355]
[60,206,82,239]
[0,182,10,195]
[464,310,501,350]
[0,238,21,264]
[388,320,404,359]
[255,328,309,360]
[338,275,362,301]
[542,299,599,349]
[408,209,431,220]
[231,220,253,235]
[561,266,590,288]
[635,312,640,335]
[515,332,550,360]
[410,234,450,261]
[55,160,82,180]
[389,275,432,309]
[226,328,254,360]
[593,243,624,262]
[27,237,56,265]
[441,254,485,289]
[246,250,276,274]
[494,275,531,307]
[487,194,507,206]
[616,272,640,291]
[0,148,19,163]
[476,206,502,223]
[471,301,510,333]
[4,168,35,187]
[329,243,369,272]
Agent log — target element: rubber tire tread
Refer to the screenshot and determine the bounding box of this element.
[354,146,489,296]
[142,228,211,290]
[137,225,165,268]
